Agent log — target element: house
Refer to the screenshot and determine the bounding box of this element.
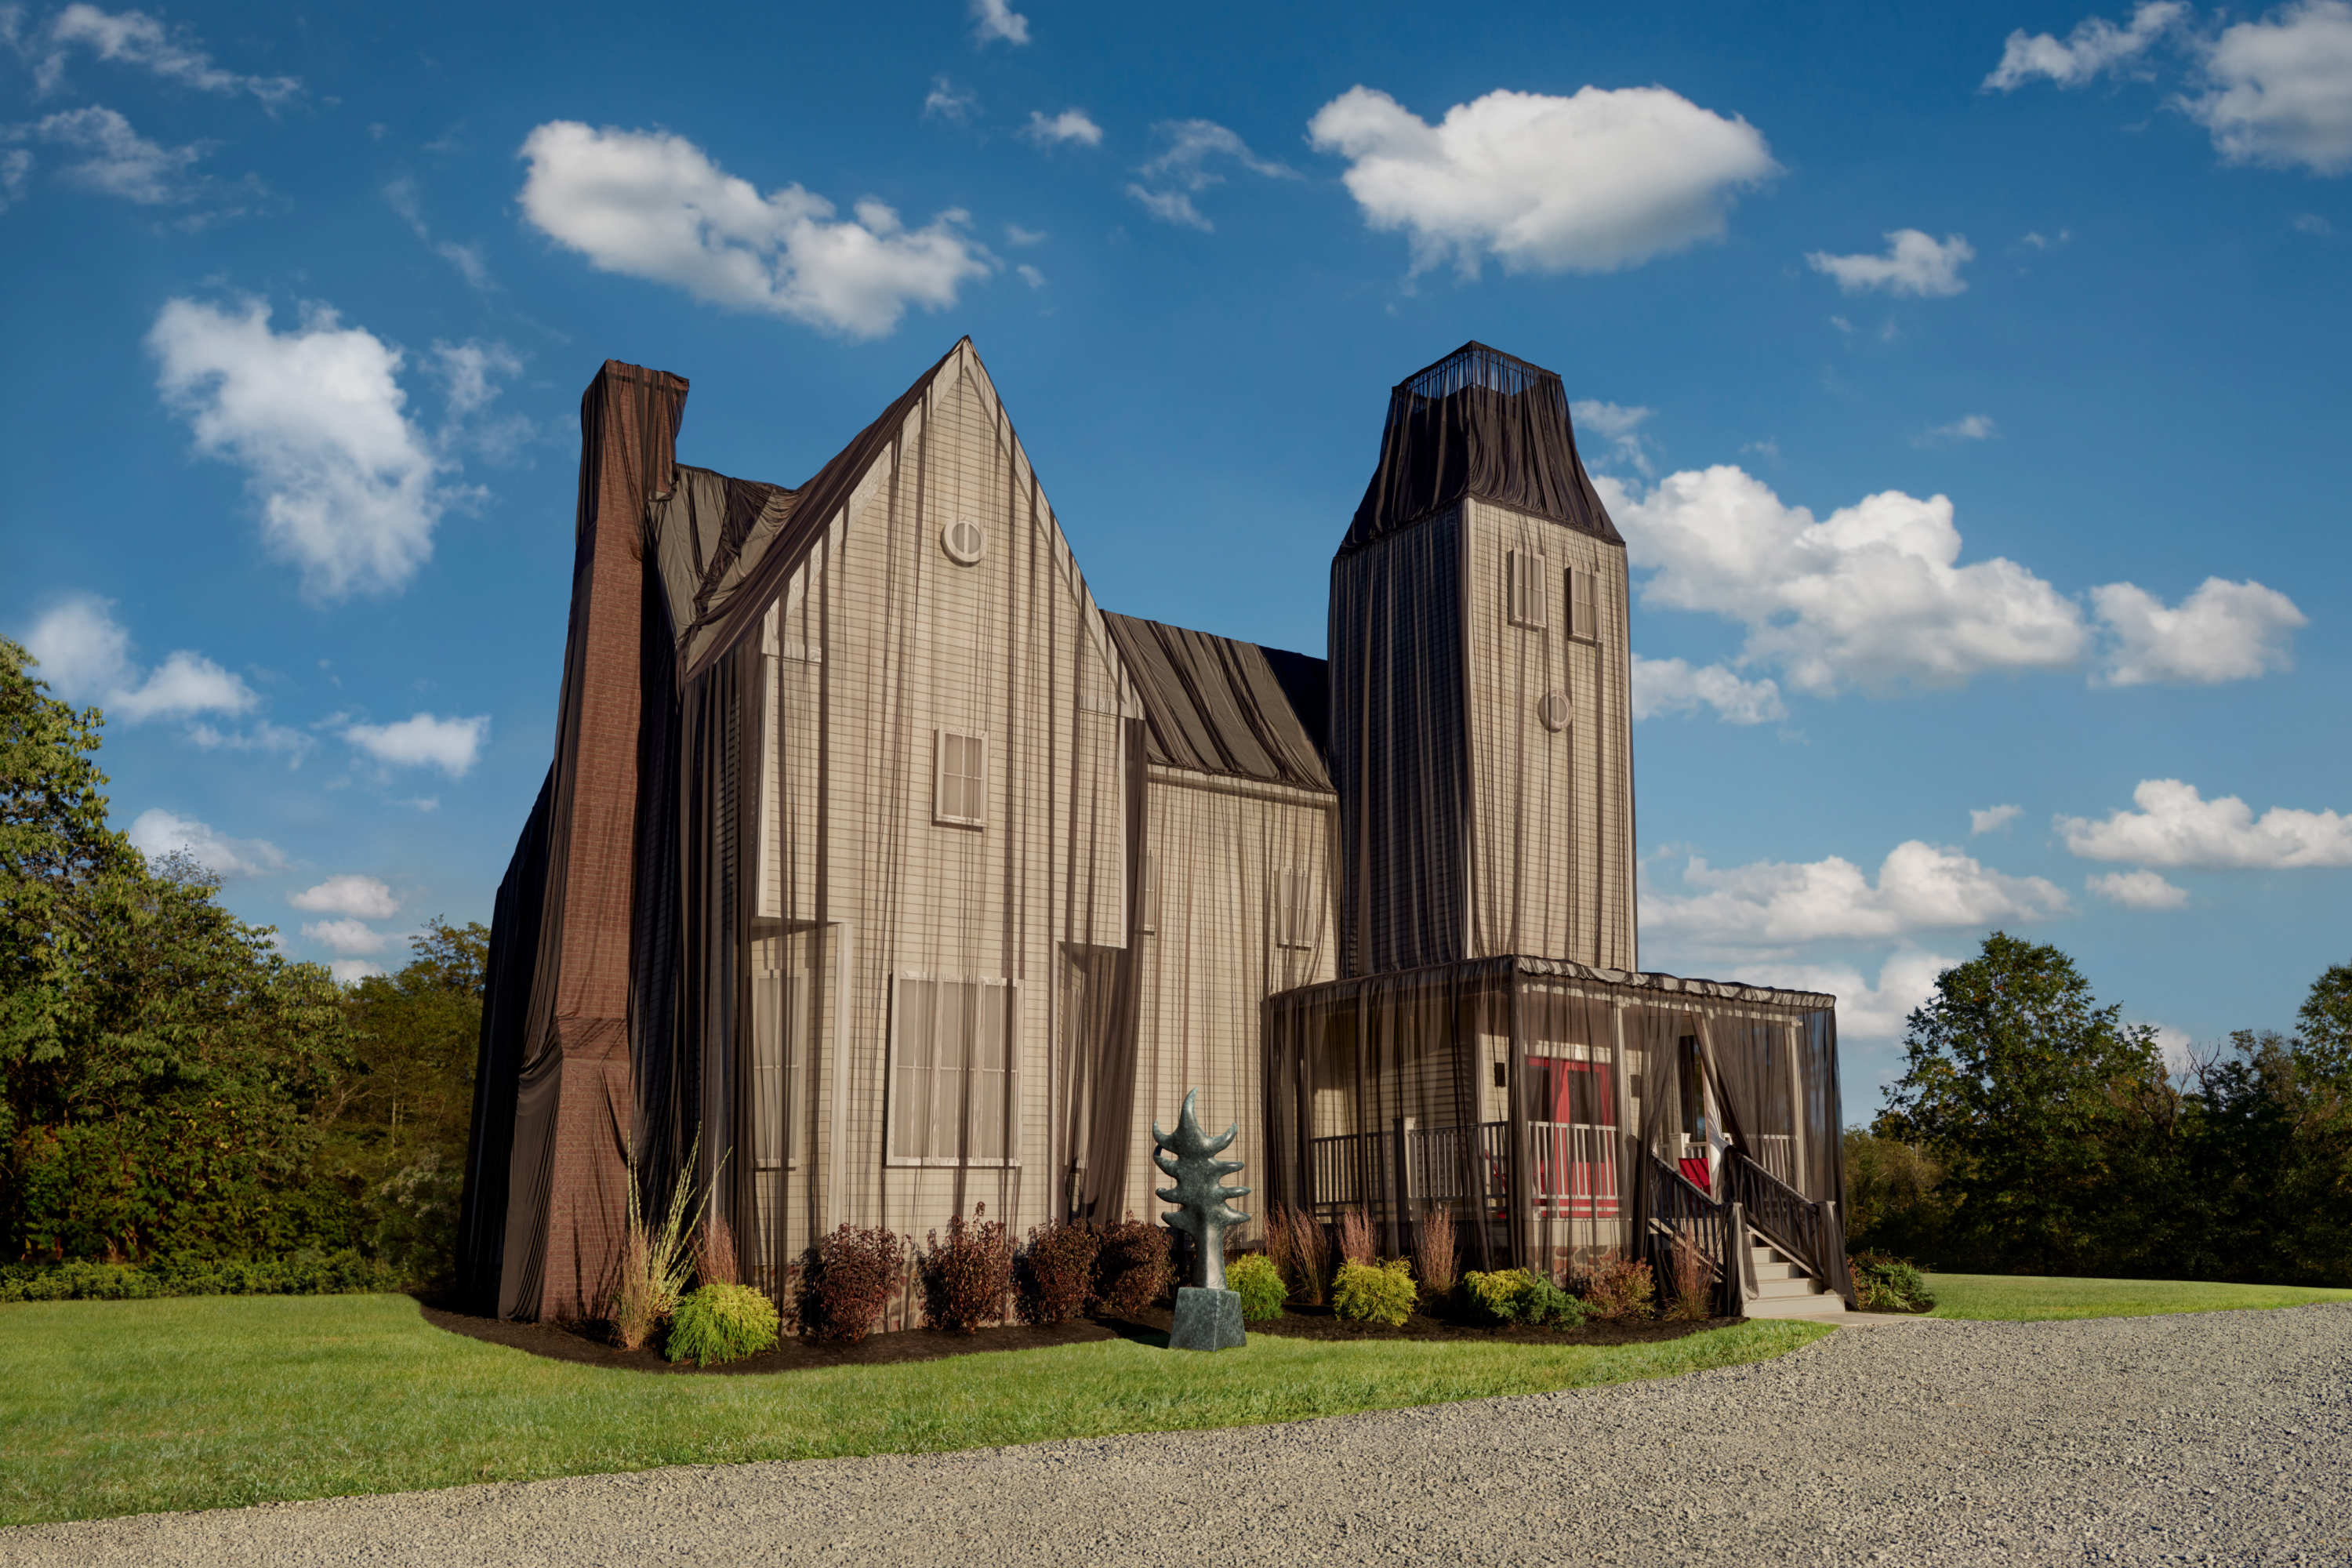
[455,339,1854,1326]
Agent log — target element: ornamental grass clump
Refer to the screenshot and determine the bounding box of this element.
[608,1142,706,1351]
[1331,1257,1417,1327]
[1664,1231,1714,1321]
[1094,1210,1173,1319]
[664,1282,780,1366]
[1225,1254,1287,1321]
[694,1214,740,1288]
[1266,1204,1330,1305]
[1579,1254,1656,1321]
[1015,1218,1099,1325]
[1337,1207,1377,1267]
[1850,1250,1936,1312]
[923,1203,1012,1334]
[790,1223,906,1343]
[1414,1204,1458,1301]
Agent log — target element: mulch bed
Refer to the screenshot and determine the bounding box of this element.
[419,1295,1737,1374]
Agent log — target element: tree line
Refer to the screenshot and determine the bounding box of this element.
[1848,931,2352,1285]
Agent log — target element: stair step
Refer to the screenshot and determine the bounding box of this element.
[1742,1289,1843,1319]
[1751,1276,1824,1299]
[1751,1261,1806,1282]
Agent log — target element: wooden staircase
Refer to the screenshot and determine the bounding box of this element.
[1739,1227,1844,1318]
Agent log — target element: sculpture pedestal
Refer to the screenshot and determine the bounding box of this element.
[1168,1286,1247,1352]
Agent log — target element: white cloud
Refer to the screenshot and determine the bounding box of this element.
[2058,779,2352,868]
[1126,184,1209,230]
[1570,398,1655,473]
[343,711,489,778]
[1127,119,1296,230]
[1806,229,1974,297]
[330,957,384,983]
[148,297,452,600]
[2186,0,2352,173]
[20,104,207,204]
[517,122,991,339]
[2088,869,2191,909]
[970,0,1029,45]
[0,147,31,209]
[1631,655,1786,725]
[127,807,286,879]
[20,594,260,726]
[1984,1,2186,89]
[1022,109,1102,147]
[1004,223,1046,245]
[290,873,401,920]
[2091,576,2305,685]
[1645,840,2071,951]
[385,176,493,290]
[1919,413,1998,444]
[1969,804,2022,836]
[1015,263,1045,289]
[1601,466,2088,695]
[1726,951,1958,1042]
[302,916,396,956]
[36,4,299,105]
[923,77,978,125]
[1306,83,1778,276]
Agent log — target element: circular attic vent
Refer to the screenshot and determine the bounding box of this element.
[1537,690,1572,732]
[942,519,986,564]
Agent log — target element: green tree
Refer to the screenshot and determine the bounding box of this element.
[1876,932,2175,1275]
[2294,961,2352,1083]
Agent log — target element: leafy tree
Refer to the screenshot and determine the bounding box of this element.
[2294,961,2352,1084]
[1876,932,2173,1275]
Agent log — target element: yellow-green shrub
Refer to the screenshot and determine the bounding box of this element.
[1226,1254,1287,1321]
[664,1283,781,1366]
[1331,1258,1417,1327]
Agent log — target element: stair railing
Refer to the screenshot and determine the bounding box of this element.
[1644,1152,1751,1316]
[1723,1148,1844,1301]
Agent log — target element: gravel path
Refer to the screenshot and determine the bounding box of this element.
[5,1305,2347,1566]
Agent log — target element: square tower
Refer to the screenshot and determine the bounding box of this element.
[1329,343,1637,976]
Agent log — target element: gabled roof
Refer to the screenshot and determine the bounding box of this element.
[1102,614,1332,793]
[1341,340,1624,557]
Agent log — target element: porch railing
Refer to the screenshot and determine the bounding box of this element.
[1307,1120,1621,1215]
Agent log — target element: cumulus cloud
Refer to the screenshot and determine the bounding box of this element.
[20,594,263,728]
[1570,398,1655,474]
[34,4,300,105]
[1918,413,1998,444]
[1806,229,1974,297]
[1969,804,2022,836]
[1601,466,2087,695]
[1306,83,1778,276]
[16,104,209,203]
[2058,779,2352,868]
[970,0,1029,45]
[1126,118,1296,230]
[517,122,991,339]
[302,917,396,956]
[127,807,285,879]
[1644,840,2071,952]
[1127,185,1209,230]
[1984,1,2186,90]
[1726,951,1959,1042]
[290,873,400,920]
[149,297,463,600]
[923,78,978,125]
[343,712,488,778]
[2092,577,2306,684]
[2185,0,2352,173]
[1022,109,1102,147]
[2088,869,2192,909]
[330,958,384,983]
[1631,655,1786,725]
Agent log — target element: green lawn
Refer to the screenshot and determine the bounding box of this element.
[1926,1272,2352,1322]
[0,1294,1828,1527]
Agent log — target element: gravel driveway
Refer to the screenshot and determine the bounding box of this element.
[5,1305,2347,1566]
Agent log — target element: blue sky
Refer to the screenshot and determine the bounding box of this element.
[4,0,2347,1098]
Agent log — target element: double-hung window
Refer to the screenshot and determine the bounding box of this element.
[1567,567,1599,643]
[935,728,987,827]
[1139,851,1160,934]
[888,976,1018,1166]
[1508,548,1549,630]
[1275,867,1318,949]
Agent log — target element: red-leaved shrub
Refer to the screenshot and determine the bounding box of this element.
[1093,1210,1173,1319]
[923,1203,1012,1334]
[1579,1254,1657,1320]
[1664,1231,1712,1320]
[1268,1204,1331,1305]
[1017,1218,1100,1325]
[791,1224,905,1343]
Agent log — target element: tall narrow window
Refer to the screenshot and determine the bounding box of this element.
[1508,548,1548,629]
[889,976,1018,1166]
[935,728,987,827]
[1568,566,1599,643]
[749,967,804,1265]
[1139,851,1160,934]
[1276,867,1317,949]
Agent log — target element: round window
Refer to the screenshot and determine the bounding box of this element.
[942,519,985,564]
[1537,690,1572,732]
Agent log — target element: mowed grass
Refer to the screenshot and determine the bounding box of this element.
[1927,1272,2352,1322]
[0,1294,1829,1526]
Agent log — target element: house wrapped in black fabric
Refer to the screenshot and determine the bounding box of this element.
[457,339,1853,1326]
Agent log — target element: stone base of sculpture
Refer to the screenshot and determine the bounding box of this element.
[1168,1287,1247,1352]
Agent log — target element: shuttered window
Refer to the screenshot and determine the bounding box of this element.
[888,976,1018,1166]
[1276,868,1318,949]
[1568,566,1599,643]
[935,728,987,827]
[1508,548,1548,630]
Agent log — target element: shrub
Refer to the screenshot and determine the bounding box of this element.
[1016,1219,1100,1325]
[0,1250,401,1302]
[923,1204,1013,1334]
[1226,1254,1287,1321]
[1463,1267,1538,1323]
[1331,1258,1417,1327]
[1850,1250,1936,1312]
[1514,1276,1588,1328]
[1461,1268,1587,1329]
[664,1282,780,1366]
[1266,1204,1330,1305]
[1093,1210,1173,1320]
[1414,1205,1458,1300]
[1580,1254,1656,1321]
[1664,1232,1714,1320]
[608,1145,705,1351]
[1337,1207,1377,1267]
[791,1224,906,1343]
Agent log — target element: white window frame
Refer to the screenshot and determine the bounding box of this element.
[1139,851,1160,934]
[934,728,988,829]
[886,975,1022,1168]
[1568,566,1599,644]
[1508,548,1549,630]
[1276,867,1318,949]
